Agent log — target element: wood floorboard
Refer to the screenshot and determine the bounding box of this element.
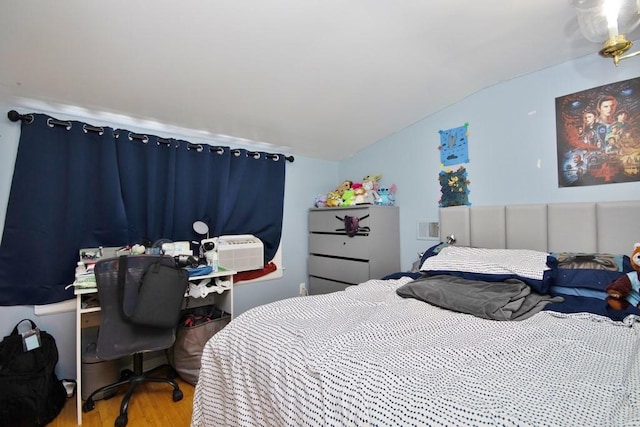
[49,376,195,427]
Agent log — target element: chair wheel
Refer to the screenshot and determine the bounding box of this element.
[173,389,183,402]
[120,369,134,380]
[82,399,95,412]
[115,413,128,427]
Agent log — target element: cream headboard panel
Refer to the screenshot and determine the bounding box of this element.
[439,200,640,256]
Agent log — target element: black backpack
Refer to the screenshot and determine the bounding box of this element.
[0,319,67,426]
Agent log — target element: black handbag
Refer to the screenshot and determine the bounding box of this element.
[118,256,189,329]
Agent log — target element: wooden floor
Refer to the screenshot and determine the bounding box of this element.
[50,376,195,427]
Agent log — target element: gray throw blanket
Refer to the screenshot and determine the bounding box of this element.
[396,275,563,321]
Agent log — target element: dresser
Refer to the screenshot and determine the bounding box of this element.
[308,205,400,295]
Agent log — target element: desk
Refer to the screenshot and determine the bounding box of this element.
[74,268,236,425]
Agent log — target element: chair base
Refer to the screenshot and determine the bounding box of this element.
[82,352,183,427]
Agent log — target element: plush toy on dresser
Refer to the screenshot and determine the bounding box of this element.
[605,243,640,310]
[314,194,327,208]
[326,191,342,207]
[351,182,366,204]
[314,175,393,208]
[340,189,356,206]
[362,174,382,204]
[335,180,352,196]
[374,184,397,206]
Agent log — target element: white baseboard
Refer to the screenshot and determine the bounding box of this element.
[34,298,76,315]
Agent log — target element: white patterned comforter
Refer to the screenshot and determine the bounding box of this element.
[191,278,640,427]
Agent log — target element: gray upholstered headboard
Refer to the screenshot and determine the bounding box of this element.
[439,200,640,256]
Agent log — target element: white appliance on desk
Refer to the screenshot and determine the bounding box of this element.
[217,234,264,272]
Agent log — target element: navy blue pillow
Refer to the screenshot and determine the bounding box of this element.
[544,293,640,321]
[550,252,632,291]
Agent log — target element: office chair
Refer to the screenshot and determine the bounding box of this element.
[82,255,189,427]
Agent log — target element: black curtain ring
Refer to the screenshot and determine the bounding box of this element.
[82,124,104,135]
[46,118,72,130]
[187,143,204,152]
[156,138,172,147]
[128,132,149,143]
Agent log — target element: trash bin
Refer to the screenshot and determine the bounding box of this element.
[81,342,119,401]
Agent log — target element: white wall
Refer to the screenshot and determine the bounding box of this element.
[339,50,640,271]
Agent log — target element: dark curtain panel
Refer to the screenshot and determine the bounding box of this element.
[0,114,287,305]
[115,135,232,245]
[169,141,231,243]
[222,149,286,262]
[0,114,128,305]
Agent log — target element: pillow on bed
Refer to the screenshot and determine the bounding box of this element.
[419,242,449,266]
[549,252,633,292]
[419,246,554,294]
[383,243,451,280]
[544,293,640,321]
[549,285,608,300]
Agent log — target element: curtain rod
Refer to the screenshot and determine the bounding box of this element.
[7,110,295,163]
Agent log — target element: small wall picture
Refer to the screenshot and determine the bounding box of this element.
[438,166,470,207]
[555,76,640,187]
[439,123,469,166]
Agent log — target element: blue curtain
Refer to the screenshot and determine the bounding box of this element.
[0,113,287,305]
[222,149,286,261]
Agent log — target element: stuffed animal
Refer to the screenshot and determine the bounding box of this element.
[362,174,382,190]
[375,187,391,205]
[326,191,342,207]
[374,184,397,206]
[362,179,379,204]
[334,180,352,196]
[388,184,397,205]
[605,243,640,310]
[314,194,327,208]
[362,175,382,204]
[341,189,356,206]
[352,183,366,204]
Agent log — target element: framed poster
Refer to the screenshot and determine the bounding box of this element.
[555,77,640,187]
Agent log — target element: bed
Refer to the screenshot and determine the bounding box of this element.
[191,201,640,427]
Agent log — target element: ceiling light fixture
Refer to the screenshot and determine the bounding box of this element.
[571,0,640,65]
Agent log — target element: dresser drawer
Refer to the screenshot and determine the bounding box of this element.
[309,276,352,295]
[308,255,370,284]
[309,208,371,233]
[309,234,370,259]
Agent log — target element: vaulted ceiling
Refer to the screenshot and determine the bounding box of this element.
[0,1,615,160]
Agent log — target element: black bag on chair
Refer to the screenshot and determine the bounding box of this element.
[0,319,67,426]
[118,255,189,328]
